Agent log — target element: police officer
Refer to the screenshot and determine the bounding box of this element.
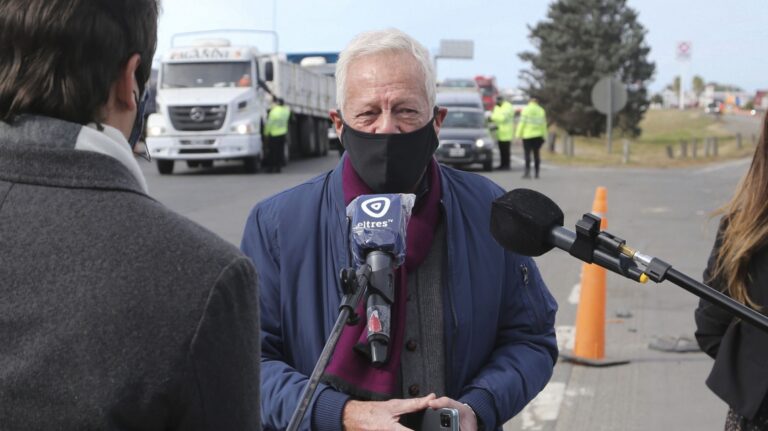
[264,97,290,173]
[515,98,548,179]
[490,96,515,170]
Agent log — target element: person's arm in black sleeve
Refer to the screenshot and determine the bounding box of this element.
[174,257,261,430]
[695,218,734,359]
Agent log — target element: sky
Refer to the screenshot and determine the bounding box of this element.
[156,0,768,95]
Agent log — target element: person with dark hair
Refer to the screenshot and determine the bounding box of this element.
[0,1,260,429]
[695,112,768,431]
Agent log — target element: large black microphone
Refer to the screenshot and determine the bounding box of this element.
[490,188,646,282]
[348,193,414,366]
[490,188,768,335]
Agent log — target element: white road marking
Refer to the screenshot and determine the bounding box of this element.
[693,158,751,175]
[556,325,575,352]
[641,207,669,214]
[521,382,566,430]
[568,283,581,304]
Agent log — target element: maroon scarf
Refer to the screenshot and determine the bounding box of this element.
[321,157,442,400]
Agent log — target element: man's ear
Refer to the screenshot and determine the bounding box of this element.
[102,53,142,138]
[329,109,343,139]
[113,53,142,111]
[433,106,448,134]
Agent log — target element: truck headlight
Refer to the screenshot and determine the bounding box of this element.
[233,123,256,135]
[475,139,486,148]
[147,126,164,137]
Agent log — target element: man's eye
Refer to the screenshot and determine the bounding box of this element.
[398,109,419,116]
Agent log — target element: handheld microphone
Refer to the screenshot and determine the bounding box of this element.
[347,193,415,366]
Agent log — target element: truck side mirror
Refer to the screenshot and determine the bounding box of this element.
[265,61,274,82]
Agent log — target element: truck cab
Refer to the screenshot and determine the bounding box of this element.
[145,39,269,174]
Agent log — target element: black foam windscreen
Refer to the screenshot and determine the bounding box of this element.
[490,188,565,256]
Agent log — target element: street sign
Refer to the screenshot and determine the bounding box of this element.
[676,41,692,60]
[438,39,474,59]
[591,77,628,154]
[591,77,627,115]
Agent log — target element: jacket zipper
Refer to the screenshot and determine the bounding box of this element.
[441,200,460,396]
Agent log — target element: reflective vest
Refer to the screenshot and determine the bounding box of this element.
[515,101,547,139]
[265,105,290,137]
[490,101,515,142]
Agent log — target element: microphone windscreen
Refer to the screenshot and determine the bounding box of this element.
[347,193,415,267]
[490,188,564,256]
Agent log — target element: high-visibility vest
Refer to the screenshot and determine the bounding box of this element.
[515,101,547,139]
[265,105,290,137]
[490,101,515,141]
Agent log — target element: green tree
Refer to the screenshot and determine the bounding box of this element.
[692,75,705,97]
[519,0,656,137]
[666,76,680,94]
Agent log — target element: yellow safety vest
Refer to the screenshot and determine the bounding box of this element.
[265,105,290,137]
[490,101,515,141]
[515,101,547,139]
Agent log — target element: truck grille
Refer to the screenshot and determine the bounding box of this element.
[169,105,227,131]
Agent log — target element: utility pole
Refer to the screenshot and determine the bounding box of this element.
[676,41,691,110]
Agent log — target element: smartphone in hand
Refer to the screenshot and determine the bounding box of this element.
[421,407,459,431]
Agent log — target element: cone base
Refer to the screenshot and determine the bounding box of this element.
[560,351,630,367]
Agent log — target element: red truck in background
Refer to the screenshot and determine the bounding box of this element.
[474,75,498,111]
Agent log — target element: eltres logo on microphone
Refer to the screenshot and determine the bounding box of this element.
[354,195,395,229]
[361,197,391,219]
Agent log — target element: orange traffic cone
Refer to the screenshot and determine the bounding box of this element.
[562,187,629,367]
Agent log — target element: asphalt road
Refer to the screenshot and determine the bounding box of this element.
[139,113,761,431]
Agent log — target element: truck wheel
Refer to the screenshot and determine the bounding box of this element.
[243,155,261,174]
[317,120,329,156]
[283,143,290,165]
[300,116,318,156]
[157,160,174,175]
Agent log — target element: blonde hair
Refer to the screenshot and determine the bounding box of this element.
[335,28,435,112]
[713,113,768,308]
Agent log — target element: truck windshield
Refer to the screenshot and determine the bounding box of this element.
[161,62,252,89]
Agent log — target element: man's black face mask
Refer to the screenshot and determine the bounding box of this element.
[341,113,440,193]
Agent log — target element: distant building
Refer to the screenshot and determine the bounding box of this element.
[699,84,751,109]
[661,89,697,109]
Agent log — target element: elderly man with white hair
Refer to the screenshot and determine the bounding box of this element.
[241,28,558,431]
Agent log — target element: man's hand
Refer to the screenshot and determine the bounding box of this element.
[427,397,478,431]
[342,393,436,431]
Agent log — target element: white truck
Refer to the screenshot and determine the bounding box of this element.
[146,37,335,174]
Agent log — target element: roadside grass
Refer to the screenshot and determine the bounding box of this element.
[543,110,758,168]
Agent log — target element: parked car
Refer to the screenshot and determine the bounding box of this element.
[705,102,722,115]
[435,107,497,172]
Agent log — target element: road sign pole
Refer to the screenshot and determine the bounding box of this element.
[607,79,613,154]
[591,76,627,155]
[679,68,684,110]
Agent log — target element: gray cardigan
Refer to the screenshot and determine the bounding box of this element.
[0,116,260,430]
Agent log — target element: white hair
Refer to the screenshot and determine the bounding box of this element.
[335,28,436,112]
